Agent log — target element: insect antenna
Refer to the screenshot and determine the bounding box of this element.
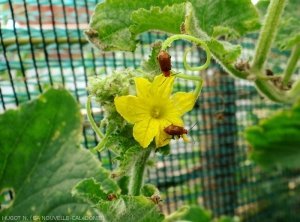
[188,123,197,145]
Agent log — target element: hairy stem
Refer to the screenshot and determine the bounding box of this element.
[128,147,152,196]
[283,42,300,85]
[86,96,104,139]
[251,0,287,72]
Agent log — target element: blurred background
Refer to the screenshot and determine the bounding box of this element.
[1,0,300,221]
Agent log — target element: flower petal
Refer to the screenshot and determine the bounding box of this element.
[133,117,159,148]
[134,77,152,106]
[151,75,176,102]
[114,96,149,123]
[155,118,173,148]
[155,117,184,148]
[171,92,196,116]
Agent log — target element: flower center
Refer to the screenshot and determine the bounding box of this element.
[151,108,160,118]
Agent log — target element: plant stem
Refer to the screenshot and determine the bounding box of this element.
[164,205,190,222]
[287,76,300,101]
[86,95,104,139]
[251,0,287,72]
[128,147,152,196]
[283,42,300,85]
[254,78,288,103]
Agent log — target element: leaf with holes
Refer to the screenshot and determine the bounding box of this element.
[245,98,300,168]
[0,88,119,219]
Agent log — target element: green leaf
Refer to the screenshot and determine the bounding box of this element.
[245,98,300,168]
[190,0,261,39]
[86,0,184,51]
[180,205,212,222]
[130,3,186,35]
[94,195,164,222]
[71,178,108,204]
[276,17,300,51]
[208,39,242,64]
[87,0,260,52]
[155,144,171,156]
[141,39,163,78]
[0,88,118,219]
[140,184,160,197]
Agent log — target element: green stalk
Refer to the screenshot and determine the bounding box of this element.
[86,95,104,139]
[254,78,288,103]
[251,0,287,72]
[283,42,300,85]
[128,147,152,196]
[287,77,300,101]
[164,205,190,222]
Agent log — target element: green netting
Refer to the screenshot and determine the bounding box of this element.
[1,0,300,221]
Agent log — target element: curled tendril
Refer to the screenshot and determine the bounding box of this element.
[161,34,211,71]
[161,34,211,99]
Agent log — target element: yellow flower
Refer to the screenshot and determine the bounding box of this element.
[114,75,196,148]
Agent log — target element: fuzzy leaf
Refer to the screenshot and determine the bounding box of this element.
[141,39,163,78]
[87,0,260,52]
[71,178,108,204]
[208,39,242,64]
[130,3,186,35]
[180,205,212,222]
[140,184,160,197]
[0,88,119,219]
[86,0,184,51]
[190,0,261,39]
[245,98,300,168]
[94,195,164,222]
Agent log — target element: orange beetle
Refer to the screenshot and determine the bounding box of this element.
[107,194,117,201]
[164,124,187,138]
[157,50,172,77]
[164,124,196,143]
